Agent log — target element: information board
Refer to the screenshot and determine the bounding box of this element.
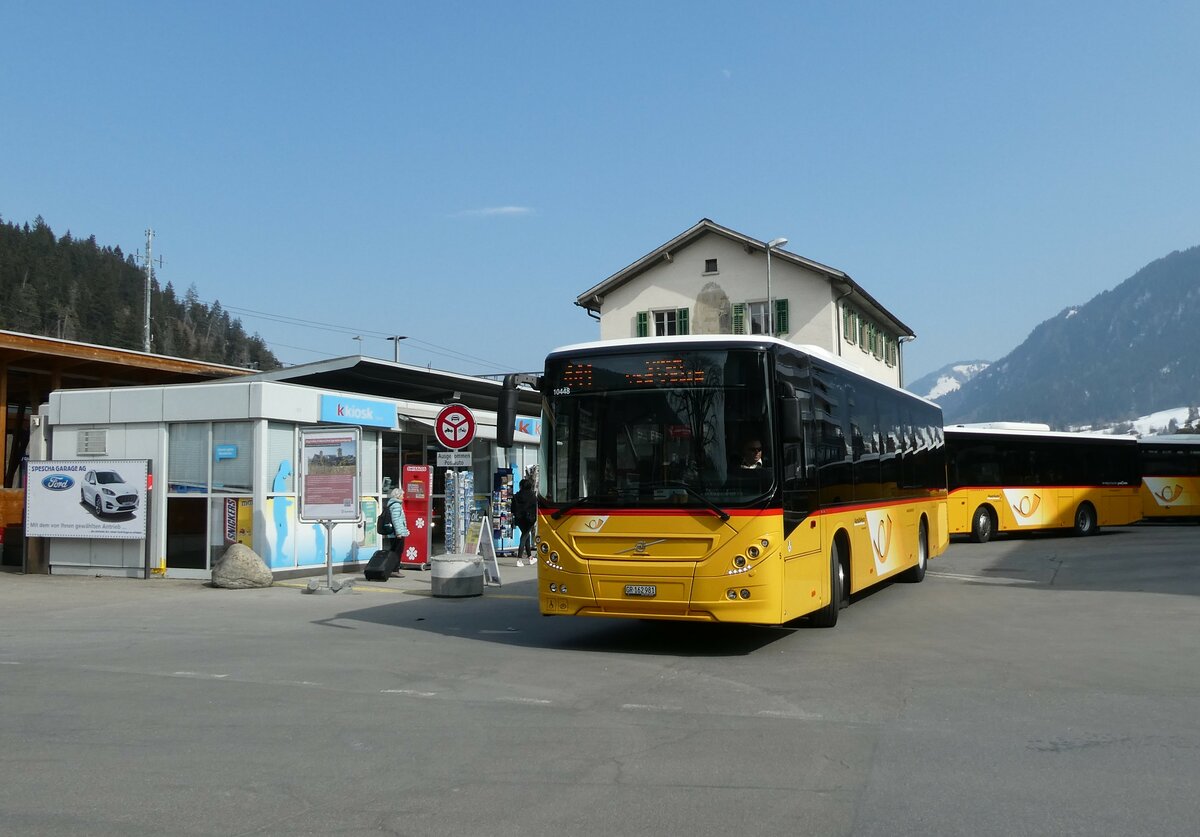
[298,426,361,522]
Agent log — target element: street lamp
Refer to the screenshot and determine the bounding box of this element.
[765,236,788,336]
[352,335,363,354]
[387,335,408,363]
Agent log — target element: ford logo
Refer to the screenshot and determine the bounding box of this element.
[42,475,75,491]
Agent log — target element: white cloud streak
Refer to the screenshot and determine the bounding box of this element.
[454,206,534,217]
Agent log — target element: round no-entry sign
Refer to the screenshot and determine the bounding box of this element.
[434,403,477,450]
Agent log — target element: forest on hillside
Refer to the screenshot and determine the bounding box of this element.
[0,216,280,370]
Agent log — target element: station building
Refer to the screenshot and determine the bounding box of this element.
[8,343,540,578]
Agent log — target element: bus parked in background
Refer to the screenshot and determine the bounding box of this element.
[1138,435,1200,521]
[945,423,1141,542]
[498,336,947,627]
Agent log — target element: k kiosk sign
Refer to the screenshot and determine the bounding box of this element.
[319,394,395,428]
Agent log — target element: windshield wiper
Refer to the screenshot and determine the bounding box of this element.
[648,481,731,521]
[550,495,613,520]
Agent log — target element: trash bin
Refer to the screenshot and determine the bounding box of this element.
[430,554,484,598]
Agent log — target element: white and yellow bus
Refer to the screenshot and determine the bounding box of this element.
[1138,434,1200,521]
[498,336,948,627]
[945,423,1141,542]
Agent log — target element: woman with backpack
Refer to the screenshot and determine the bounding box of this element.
[382,485,410,576]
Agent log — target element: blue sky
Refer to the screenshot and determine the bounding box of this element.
[3,1,1198,382]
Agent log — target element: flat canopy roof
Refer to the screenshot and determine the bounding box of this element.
[1,329,250,409]
[227,355,543,415]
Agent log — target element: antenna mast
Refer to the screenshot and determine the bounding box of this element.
[141,229,164,353]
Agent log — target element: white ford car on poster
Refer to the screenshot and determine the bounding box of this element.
[81,469,140,516]
[25,459,149,540]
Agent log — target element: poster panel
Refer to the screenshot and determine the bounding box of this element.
[25,459,149,540]
[299,427,361,522]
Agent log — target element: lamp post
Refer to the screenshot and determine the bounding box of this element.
[387,335,408,363]
[352,335,363,354]
[765,236,788,335]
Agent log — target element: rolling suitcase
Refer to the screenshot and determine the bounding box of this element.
[364,549,400,581]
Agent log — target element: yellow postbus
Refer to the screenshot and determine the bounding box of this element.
[945,423,1142,542]
[1138,435,1200,521]
[498,336,948,627]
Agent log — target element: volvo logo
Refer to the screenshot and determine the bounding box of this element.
[42,475,75,491]
[617,538,666,555]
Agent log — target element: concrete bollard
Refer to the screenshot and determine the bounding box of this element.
[430,554,485,598]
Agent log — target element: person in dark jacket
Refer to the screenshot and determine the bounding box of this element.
[512,478,537,565]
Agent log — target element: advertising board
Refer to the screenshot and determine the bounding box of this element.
[25,459,149,540]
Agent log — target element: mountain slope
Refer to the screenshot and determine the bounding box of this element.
[941,245,1200,426]
[0,215,280,369]
[906,360,990,401]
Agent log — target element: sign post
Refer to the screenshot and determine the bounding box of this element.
[297,427,361,593]
[435,404,477,553]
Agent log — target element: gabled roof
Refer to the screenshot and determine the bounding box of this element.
[574,218,914,337]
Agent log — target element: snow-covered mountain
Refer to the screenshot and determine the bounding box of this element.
[906,361,990,401]
[939,245,1200,427]
[1076,405,1200,436]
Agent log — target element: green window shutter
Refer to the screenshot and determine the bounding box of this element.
[774,299,789,336]
[731,303,746,335]
[676,307,689,335]
[636,311,648,337]
[842,307,853,342]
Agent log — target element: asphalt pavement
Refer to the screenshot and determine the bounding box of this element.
[2,526,1199,836]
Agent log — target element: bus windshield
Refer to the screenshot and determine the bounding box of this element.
[542,348,775,509]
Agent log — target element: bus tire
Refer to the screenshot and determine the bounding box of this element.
[810,537,847,628]
[901,519,928,583]
[1073,503,1098,536]
[969,505,994,543]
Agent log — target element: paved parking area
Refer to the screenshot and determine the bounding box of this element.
[1,524,1198,836]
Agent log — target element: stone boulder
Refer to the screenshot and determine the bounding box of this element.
[211,543,273,589]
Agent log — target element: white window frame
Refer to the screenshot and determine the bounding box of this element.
[652,309,678,336]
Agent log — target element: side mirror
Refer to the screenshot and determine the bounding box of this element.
[497,380,520,448]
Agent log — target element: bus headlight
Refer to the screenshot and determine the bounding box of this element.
[539,542,549,555]
[733,555,747,568]
[760,538,770,549]
[739,589,751,599]
[726,589,738,600]
[746,545,760,559]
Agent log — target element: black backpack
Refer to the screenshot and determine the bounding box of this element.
[378,508,395,536]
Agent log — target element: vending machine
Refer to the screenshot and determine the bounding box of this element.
[401,465,432,569]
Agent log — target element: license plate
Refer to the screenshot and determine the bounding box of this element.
[624,584,657,597]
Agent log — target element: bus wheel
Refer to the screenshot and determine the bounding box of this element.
[810,538,847,628]
[969,506,994,543]
[901,519,928,583]
[1073,503,1098,536]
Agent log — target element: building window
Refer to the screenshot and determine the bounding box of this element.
[652,308,690,336]
[704,258,718,274]
[843,307,857,344]
[749,301,770,334]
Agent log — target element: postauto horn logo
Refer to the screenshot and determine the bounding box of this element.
[42,474,76,491]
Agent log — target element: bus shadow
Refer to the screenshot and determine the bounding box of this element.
[329,580,799,657]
